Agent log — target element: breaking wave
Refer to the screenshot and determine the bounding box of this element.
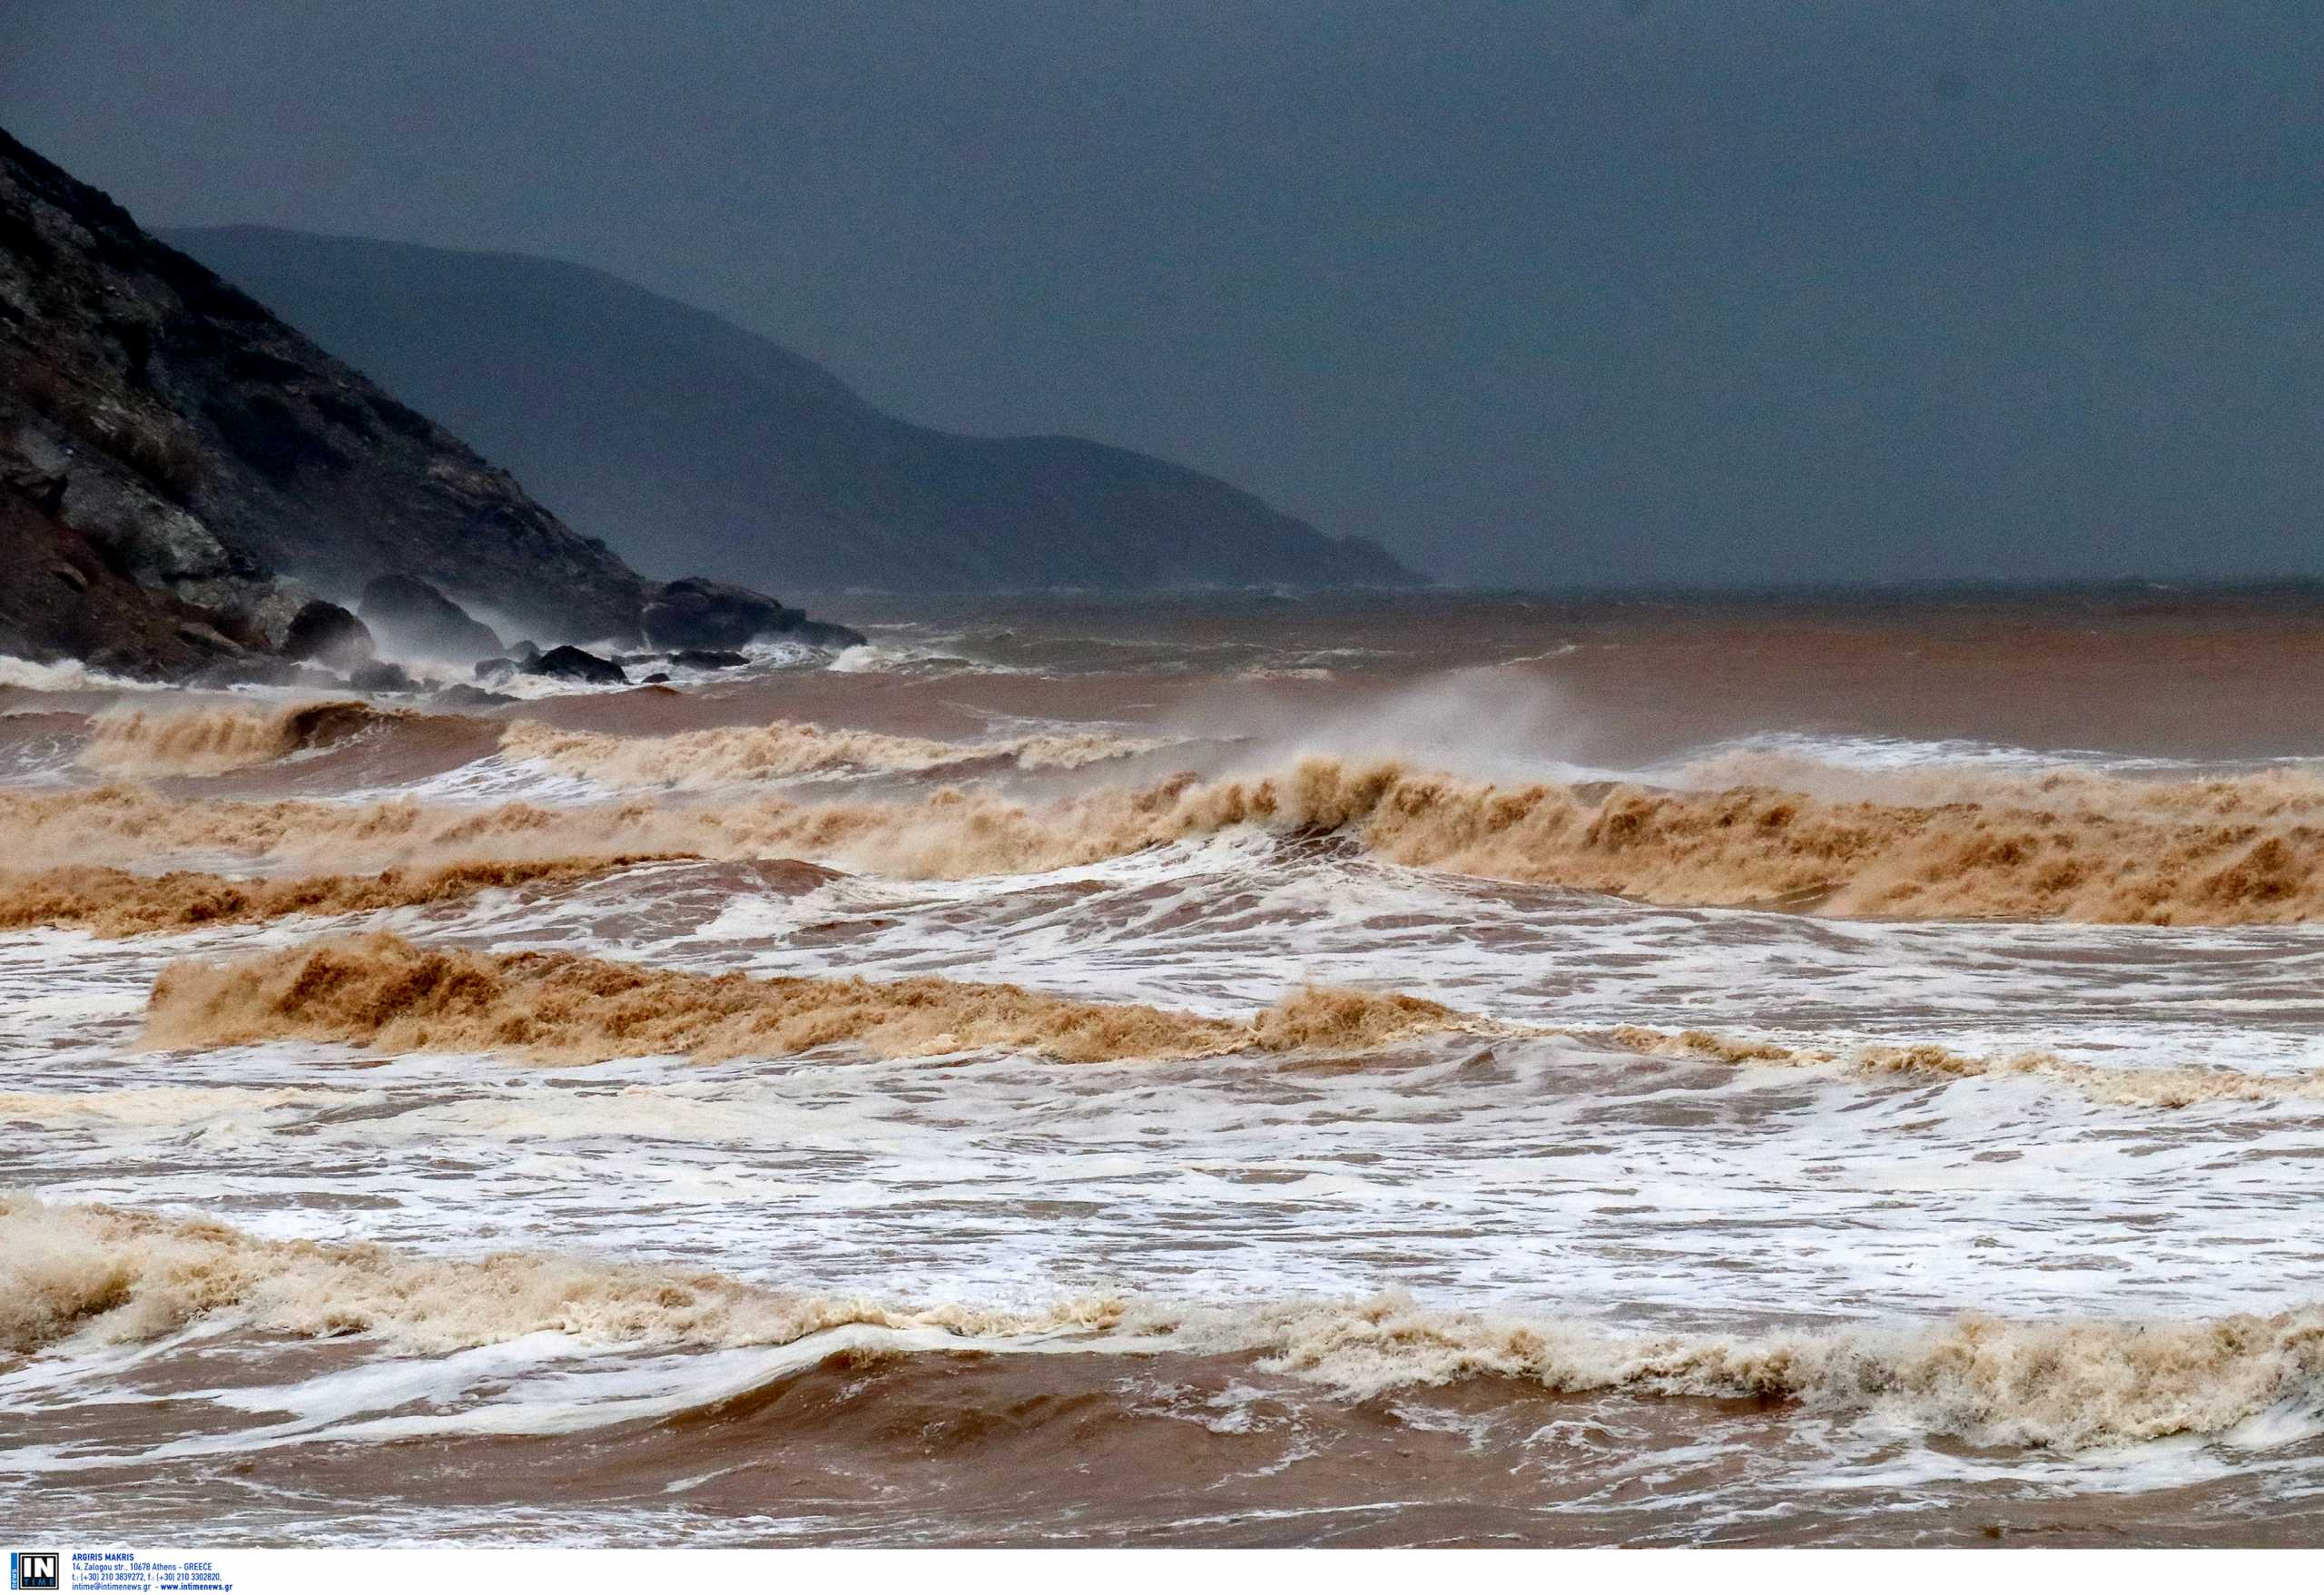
[0,856,686,938]
[123,926,2322,1107]
[10,1196,2323,1452]
[0,785,735,870]
[0,655,155,694]
[78,701,406,778]
[1667,741,2324,826]
[1600,1026,2324,1109]
[0,1195,1110,1360]
[497,717,1162,788]
[141,931,1472,1065]
[1167,1293,2324,1452]
[1154,761,2324,922]
[12,753,2324,922]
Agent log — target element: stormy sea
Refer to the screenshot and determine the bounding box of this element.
[5,586,2324,1548]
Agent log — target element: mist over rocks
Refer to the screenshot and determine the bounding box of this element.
[359,575,502,664]
[346,659,419,694]
[475,643,629,685]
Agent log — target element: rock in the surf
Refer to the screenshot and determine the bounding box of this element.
[524,645,626,684]
[280,598,375,672]
[637,577,795,651]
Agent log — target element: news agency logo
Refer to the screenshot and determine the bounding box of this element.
[7,1553,57,1592]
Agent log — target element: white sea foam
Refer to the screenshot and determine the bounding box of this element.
[0,655,154,694]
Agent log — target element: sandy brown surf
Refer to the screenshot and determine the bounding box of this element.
[141,931,1472,1065]
[195,1343,2324,1548]
[0,856,694,938]
[78,701,416,778]
[13,752,2324,923]
[131,925,2324,1107]
[64,698,1162,789]
[22,1335,2323,1548]
[12,1196,2324,1455]
[1598,1025,2324,1108]
[497,716,1161,785]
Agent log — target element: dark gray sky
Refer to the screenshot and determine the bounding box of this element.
[8,1,2324,586]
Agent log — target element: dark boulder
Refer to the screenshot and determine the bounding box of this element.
[348,659,419,694]
[788,617,868,650]
[186,656,344,691]
[280,598,374,672]
[637,577,794,651]
[432,682,515,708]
[638,576,867,652]
[359,575,503,663]
[473,656,516,683]
[172,620,248,657]
[524,645,625,685]
[669,648,749,670]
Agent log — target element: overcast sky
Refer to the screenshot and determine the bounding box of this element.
[8,2,2323,586]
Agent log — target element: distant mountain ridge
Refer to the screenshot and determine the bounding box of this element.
[164,226,1423,594]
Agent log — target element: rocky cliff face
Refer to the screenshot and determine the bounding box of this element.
[163,227,1427,594]
[0,126,650,671]
[0,469,272,678]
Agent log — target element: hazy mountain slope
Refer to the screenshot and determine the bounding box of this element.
[166,226,1423,593]
[0,129,649,649]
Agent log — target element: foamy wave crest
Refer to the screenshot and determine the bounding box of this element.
[0,1087,366,1126]
[1157,1293,2324,1452]
[0,784,777,871]
[142,931,1472,1065]
[78,701,399,778]
[0,1195,1118,1359]
[12,1197,2323,1451]
[102,918,2324,1102]
[826,641,1036,677]
[497,717,1162,789]
[1666,736,2324,825]
[0,655,159,694]
[0,855,686,938]
[1599,1026,2324,1109]
[16,753,2324,923]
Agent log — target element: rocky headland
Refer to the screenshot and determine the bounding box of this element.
[0,127,860,684]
